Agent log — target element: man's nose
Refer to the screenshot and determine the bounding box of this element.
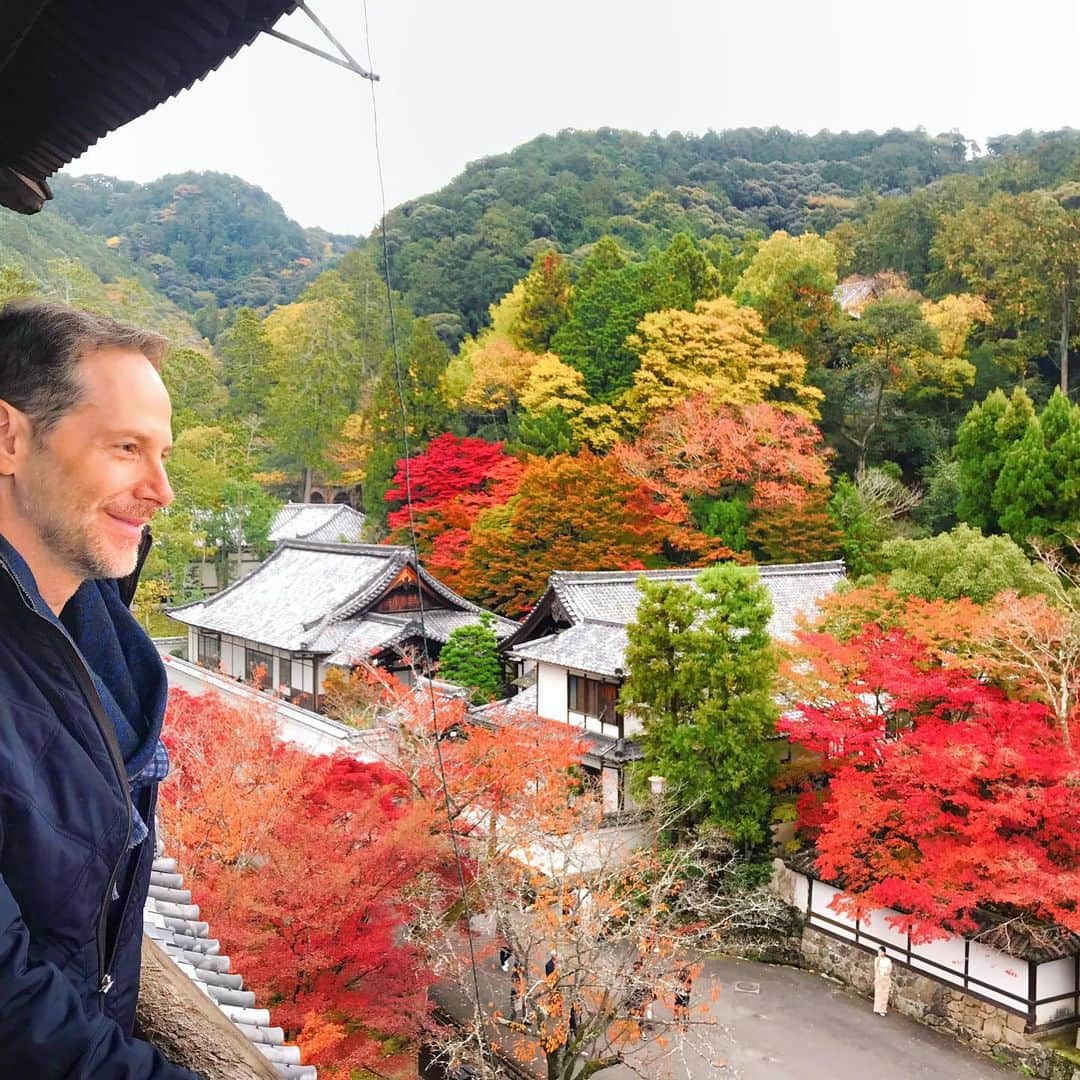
[139,458,174,508]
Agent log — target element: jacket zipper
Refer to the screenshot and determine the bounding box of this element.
[0,560,133,995]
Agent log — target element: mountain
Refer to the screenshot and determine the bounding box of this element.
[0,202,202,344]
[376,126,976,332]
[47,172,356,316]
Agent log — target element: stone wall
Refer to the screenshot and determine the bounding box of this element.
[800,927,1080,1080]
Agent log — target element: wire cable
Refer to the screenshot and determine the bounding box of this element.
[359,3,492,1071]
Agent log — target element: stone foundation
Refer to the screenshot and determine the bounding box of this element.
[800,927,1080,1080]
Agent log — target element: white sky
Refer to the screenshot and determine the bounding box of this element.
[67,0,1080,237]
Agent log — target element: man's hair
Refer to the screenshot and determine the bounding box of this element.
[0,298,167,435]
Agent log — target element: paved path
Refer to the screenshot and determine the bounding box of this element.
[440,947,1017,1079]
[683,954,1015,1080]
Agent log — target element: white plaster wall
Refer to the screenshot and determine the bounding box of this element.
[622,708,643,738]
[1035,956,1076,1024]
[537,662,568,723]
[601,767,620,813]
[857,907,908,952]
[909,933,966,986]
[811,881,858,942]
[967,940,1029,1009]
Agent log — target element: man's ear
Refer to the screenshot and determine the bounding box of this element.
[0,399,29,477]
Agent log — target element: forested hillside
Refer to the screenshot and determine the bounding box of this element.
[48,172,355,322]
[2,125,1079,617]
[377,126,977,334]
[0,206,201,344]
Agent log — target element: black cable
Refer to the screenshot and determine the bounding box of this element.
[360,2,492,1071]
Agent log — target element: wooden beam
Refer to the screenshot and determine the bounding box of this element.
[135,936,280,1079]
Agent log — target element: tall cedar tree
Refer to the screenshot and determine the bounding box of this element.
[957,387,1080,548]
[385,433,524,589]
[779,624,1080,940]
[437,613,504,703]
[551,233,718,398]
[361,318,453,526]
[217,307,274,419]
[161,690,451,1076]
[621,565,779,844]
[513,248,571,352]
[456,451,676,617]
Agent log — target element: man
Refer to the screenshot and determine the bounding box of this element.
[0,299,199,1077]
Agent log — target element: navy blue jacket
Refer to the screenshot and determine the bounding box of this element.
[0,535,198,1078]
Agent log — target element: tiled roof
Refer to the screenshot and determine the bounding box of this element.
[268,503,366,545]
[508,623,628,677]
[169,540,518,659]
[548,561,845,643]
[169,543,395,650]
[0,0,298,212]
[144,855,316,1080]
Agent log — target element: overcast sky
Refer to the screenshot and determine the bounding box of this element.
[67,0,1080,237]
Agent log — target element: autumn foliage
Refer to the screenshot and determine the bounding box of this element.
[455,450,725,617]
[160,690,452,1076]
[780,594,1080,942]
[385,432,523,588]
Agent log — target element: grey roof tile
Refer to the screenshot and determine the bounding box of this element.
[170,541,518,662]
[145,854,316,1078]
[508,623,628,677]
[549,561,845,643]
[269,503,367,544]
[509,562,845,677]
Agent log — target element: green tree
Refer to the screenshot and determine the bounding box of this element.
[162,347,226,432]
[954,388,1013,532]
[735,230,838,360]
[264,282,367,499]
[552,233,718,398]
[357,319,452,528]
[436,614,504,704]
[0,264,38,303]
[620,565,778,845]
[994,419,1055,544]
[217,307,274,419]
[878,525,1056,603]
[830,295,942,470]
[513,249,571,352]
[933,190,1080,395]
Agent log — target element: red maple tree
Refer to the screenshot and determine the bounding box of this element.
[161,690,453,1076]
[385,433,524,586]
[455,450,729,616]
[779,625,1080,941]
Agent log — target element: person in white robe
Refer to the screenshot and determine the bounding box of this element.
[873,946,894,1015]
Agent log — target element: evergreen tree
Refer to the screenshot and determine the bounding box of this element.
[513,249,570,352]
[437,614,503,704]
[218,307,275,419]
[994,419,1054,544]
[360,319,452,528]
[552,233,717,399]
[955,388,1011,532]
[621,565,778,845]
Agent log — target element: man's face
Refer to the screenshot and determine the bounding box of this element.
[14,347,174,584]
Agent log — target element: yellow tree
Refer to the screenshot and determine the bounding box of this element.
[619,296,822,432]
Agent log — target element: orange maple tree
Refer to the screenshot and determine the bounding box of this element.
[161,689,454,1076]
[779,614,1080,941]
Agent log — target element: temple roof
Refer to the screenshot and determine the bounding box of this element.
[268,503,367,545]
[169,540,517,656]
[0,0,297,213]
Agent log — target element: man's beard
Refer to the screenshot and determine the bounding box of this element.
[17,457,151,582]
